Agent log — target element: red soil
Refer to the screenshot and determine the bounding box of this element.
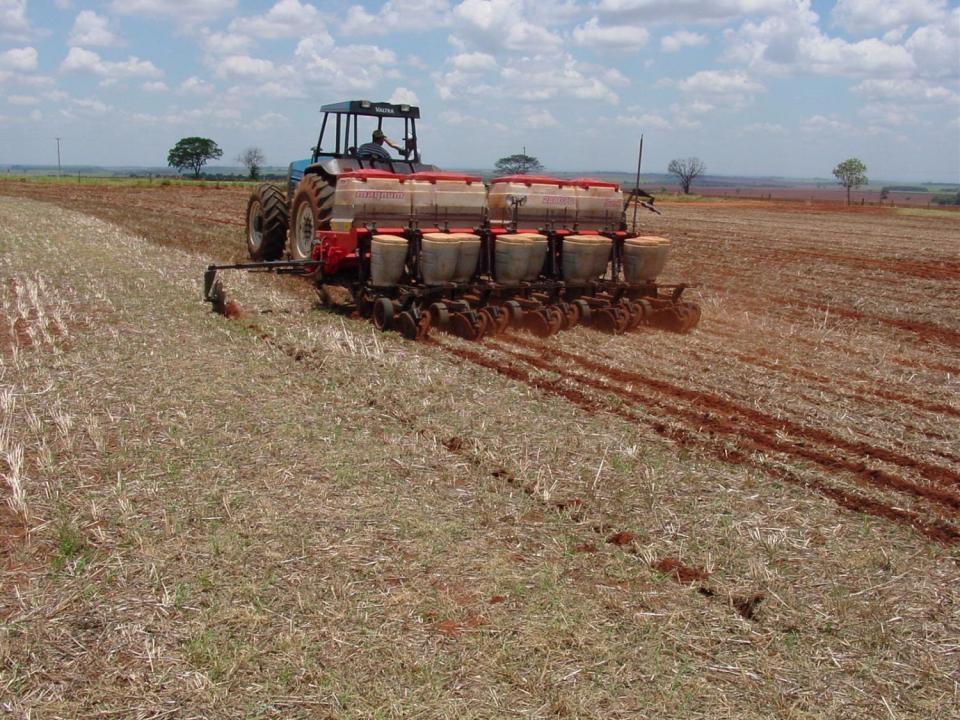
[499,337,960,502]
[606,531,636,546]
[653,557,710,583]
[805,303,960,349]
[437,339,960,544]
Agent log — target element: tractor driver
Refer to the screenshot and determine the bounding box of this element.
[358,129,404,160]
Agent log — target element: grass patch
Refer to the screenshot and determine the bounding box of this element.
[893,207,960,219]
[3,174,260,188]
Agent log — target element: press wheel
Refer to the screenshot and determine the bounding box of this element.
[373,297,394,331]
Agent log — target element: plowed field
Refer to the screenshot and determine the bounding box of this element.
[1,180,958,718]
[6,179,957,541]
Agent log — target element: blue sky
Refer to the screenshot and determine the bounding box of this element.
[0,0,957,180]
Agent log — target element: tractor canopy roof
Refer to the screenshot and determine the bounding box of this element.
[320,100,420,119]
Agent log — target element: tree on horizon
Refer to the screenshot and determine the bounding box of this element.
[167,137,223,179]
[494,153,544,176]
[667,157,706,194]
[832,158,868,205]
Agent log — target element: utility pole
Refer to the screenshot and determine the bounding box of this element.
[55,137,62,177]
[632,135,643,232]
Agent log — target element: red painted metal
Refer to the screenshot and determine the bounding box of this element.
[490,175,567,187]
[569,177,620,189]
[315,229,359,274]
[407,171,482,184]
[339,169,407,181]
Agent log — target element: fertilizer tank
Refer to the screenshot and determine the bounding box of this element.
[623,236,671,282]
[488,176,578,228]
[370,235,408,286]
[409,172,486,227]
[332,170,411,228]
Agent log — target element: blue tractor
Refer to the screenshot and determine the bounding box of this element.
[245,100,435,262]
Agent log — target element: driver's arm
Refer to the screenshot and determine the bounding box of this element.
[384,136,403,153]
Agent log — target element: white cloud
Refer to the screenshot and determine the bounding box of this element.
[294,41,398,92]
[439,109,509,132]
[905,14,960,80]
[572,17,650,49]
[179,76,214,94]
[225,81,304,99]
[200,29,253,56]
[389,86,419,105]
[72,96,111,114]
[110,0,237,23]
[68,11,123,47]
[660,30,708,52]
[6,93,37,105]
[452,0,563,51]
[505,54,625,104]
[142,80,168,92]
[674,70,764,113]
[451,52,497,71]
[0,46,37,71]
[744,121,786,133]
[60,47,163,78]
[803,36,915,76]
[615,111,673,130]
[251,111,289,131]
[0,0,30,39]
[853,77,958,104]
[724,1,917,78]
[343,0,450,35]
[520,108,558,128]
[678,70,763,95]
[859,102,920,127]
[832,0,947,33]
[437,52,626,105]
[801,114,853,133]
[215,54,278,79]
[230,0,322,39]
[594,0,791,24]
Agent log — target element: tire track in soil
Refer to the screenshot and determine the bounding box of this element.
[758,248,960,282]
[438,341,960,545]
[617,329,960,432]
[212,312,770,619]
[209,298,959,544]
[436,432,765,622]
[729,350,960,421]
[802,303,960,349]
[497,335,960,500]
[605,341,960,463]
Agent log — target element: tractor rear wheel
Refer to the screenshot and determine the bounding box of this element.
[246,184,288,261]
[289,174,335,261]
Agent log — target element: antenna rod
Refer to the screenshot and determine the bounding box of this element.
[632,135,643,232]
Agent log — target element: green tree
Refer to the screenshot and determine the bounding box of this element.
[667,157,706,194]
[494,153,543,176]
[167,137,223,179]
[832,157,868,205]
[237,147,265,180]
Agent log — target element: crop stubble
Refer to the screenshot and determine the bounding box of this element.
[2,180,958,542]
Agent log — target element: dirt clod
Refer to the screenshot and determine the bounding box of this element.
[653,557,710,583]
[733,592,766,621]
[606,531,636,546]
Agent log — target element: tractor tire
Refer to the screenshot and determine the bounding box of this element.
[289,174,335,261]
[246,184,288,261]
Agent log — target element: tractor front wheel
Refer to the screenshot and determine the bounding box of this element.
[246,184,288,261]
[289,175,335,261]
